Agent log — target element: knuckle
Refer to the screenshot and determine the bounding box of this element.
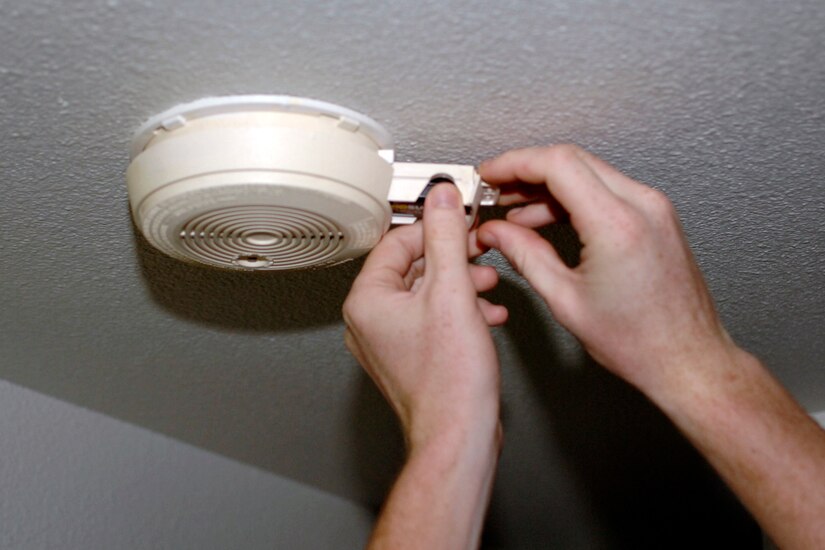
[377,227,402,249]
[644,187,676,218]
[544,143,583,165]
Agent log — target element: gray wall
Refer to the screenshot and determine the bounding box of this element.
[0,380,372,549]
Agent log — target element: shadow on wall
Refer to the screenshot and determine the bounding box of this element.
[487,277,759,547]
[478,222,760,547]
[350,373,407,512]
[133,226,364,331]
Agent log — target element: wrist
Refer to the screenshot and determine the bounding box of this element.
[640,340,761,421]
[370,401,502,550]
[406,407,502,461]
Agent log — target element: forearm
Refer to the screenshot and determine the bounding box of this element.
[646,345,825,549]
[368,416,501,550]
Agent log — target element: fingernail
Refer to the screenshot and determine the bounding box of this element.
[508,206,523,216]
[430,184,459,209]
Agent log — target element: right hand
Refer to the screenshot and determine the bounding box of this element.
[477,145,735,395]
[343,184,504,452]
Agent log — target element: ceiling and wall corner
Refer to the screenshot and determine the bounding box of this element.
[1,0,823,547]
[0,379,373,549]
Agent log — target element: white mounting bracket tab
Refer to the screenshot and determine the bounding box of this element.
[388,162,499,226]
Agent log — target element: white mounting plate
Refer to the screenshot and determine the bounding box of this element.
[129,95,395,160]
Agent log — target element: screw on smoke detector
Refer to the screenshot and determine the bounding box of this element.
[415,173,456,205]
[235,254,270,268]
[428,173,455,185]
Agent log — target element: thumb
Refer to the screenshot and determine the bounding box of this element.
[477,220,571,305]
[423,184,470,280]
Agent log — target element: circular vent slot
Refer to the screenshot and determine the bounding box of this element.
[178,205,346,270]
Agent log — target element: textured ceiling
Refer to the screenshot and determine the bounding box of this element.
[1,0,823,546]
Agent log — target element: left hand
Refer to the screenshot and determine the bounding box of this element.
[342,184,506,450]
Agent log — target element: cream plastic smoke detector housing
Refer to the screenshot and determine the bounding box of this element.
[127,95,497,270]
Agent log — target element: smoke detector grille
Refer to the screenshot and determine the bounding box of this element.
[178,205,346,270]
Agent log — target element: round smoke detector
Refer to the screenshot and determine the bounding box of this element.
[126,95,395,271]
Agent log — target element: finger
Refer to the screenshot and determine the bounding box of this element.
[358,223,423,289]
[479,146,548,186]
[506,201,565,228]
[496,183,549,206]
[477,297,508,326]
[402,241,490,291]
[477,220,571,302]
[482,145,629,193]
[423,184,472,280]
[402,256,426,290]
[468,229,489,258]
[469,264,499,293]
[479,145,623,239]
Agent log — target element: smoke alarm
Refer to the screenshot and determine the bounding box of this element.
[127,95,498,270]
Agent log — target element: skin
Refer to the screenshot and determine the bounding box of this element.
[343,145,825,549]
[344,183,503,550]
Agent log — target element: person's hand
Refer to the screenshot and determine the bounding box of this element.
[343,184,506,450]
[345,184,505,548]
[477,145,825,550]
[477,145,734,396]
